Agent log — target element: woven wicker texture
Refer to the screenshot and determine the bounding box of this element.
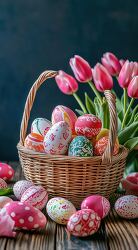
[17,70,128,207]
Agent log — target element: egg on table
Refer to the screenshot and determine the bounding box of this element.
[94,136,119,156]
[68,136,93,157]
[75,114,102,139]
[44,121,72,155]
[115,195,138,219]
[0,196,13,208]
[0,163,14,181]
[13,180,34,200]
[81,195,110,219]
[46,197,76,225]
[0,178,8,189]
[31,118,52,136]
[67,209,101,237]
[5,201,47,230]
[52,105,77,134]
[21,185,48,210]
[24,133,45,153]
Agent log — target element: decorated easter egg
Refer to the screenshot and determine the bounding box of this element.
[94,136,119,156]
[0,163,14,181]
[81,195,110,219]
[21,185,48,210]
[67,209,101,237]
[75,114,102,139]
[121,172,138,196]
[0,178,7,188]
[44,121,72,155]
[31,118,52,136]
[115,195,138,219]
[68,136,93,157]
[5,201,47,230]
[52,105,77,134]
[0,196,13,208]
[46,197,76,225]
[13,180,34,200]
[24,133,45,153]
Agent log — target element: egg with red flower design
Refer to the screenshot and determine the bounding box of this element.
[115,195,138,219]
[94,136,119,156]
[75,114,102,139]
[0,163,14,181]
[44,121,72,155]
[13,180,34,200]
[67,209,101,237]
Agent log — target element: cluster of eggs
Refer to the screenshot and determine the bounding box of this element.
[24,105,119,157]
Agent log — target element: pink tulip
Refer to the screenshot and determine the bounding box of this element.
[121,172,138,195]
[55,70,78,95]
[118,60,137,88]
[119,59,126,67]
[101,52,121,76]
[70,55,92,82]
[128,76,138,98]
[92,63,113,92]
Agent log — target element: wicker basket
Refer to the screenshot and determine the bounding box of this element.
[17,70,128,208]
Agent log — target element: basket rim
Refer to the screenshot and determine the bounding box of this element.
[17,142,129,161]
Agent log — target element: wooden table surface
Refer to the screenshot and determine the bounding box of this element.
[0,161,138,250]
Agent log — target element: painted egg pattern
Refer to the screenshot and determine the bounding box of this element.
[0,163,14,180]
[94,136,119,156]
[52,105,77,134]
[24,133,45,153]
[115,195,138,219]
[13,180,34,200]
[5,201,47,230]
[46,197,76,225]
[67,209,101,237]
[0,178,7,188]
[21,186,48,210]
[0,196,13,208]
[68,136,93,157]
[81,195,110,219]
[44,121,72,155]
[31,118,52,136]
[75,114,102,139]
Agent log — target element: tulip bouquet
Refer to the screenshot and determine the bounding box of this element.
[55,52,138,176]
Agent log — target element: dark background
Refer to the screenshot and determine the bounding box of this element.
[0,0,138,160]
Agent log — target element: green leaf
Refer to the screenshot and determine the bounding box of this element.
[124,137,138,150]
[118,122,138,144]
[118,117,122,132]
[0,188,13,196]
[127,105,138,126]
[134,113,138,122]
[75,109,84,116]
[85,93,96,115]
[118,110,124,122]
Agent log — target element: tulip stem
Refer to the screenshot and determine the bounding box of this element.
[88,81,102,104]
[123,88,128,115]
[122,98,134,129]
[73,93,87,114]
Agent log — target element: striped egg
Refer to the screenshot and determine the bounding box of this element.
[13,180,34,200]
[31,118,52,136]
[24,133,45,153]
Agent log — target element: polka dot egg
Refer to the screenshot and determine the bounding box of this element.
[0,163,14,181]
[68,136,93,157]
[5,201,47,230]
[67,209,101,237]
[46,197,76,225]
[81,195,110,219]
[13,180,34,200]
[75,114,102,139]
[31,118,52,136]
[115,195,138,219]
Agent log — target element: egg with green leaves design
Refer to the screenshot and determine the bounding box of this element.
[68,136,93,157]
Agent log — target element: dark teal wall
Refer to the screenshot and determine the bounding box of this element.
[0,0,138,160]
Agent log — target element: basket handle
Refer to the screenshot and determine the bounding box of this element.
[20,71,117,163]
[102,90,118,163]
[20,70,58,145]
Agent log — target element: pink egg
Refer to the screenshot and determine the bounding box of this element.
[13,180,34,200]
[52,105,77,134]
[67,209,101,237]
[75,114,102,139]
[81,195,110,219]
[0,196,13,208]
[115,195,138,219]
[0,178,7,188]
[21,186,48,210]
[0,163,14,181]
[5,201,47,230]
